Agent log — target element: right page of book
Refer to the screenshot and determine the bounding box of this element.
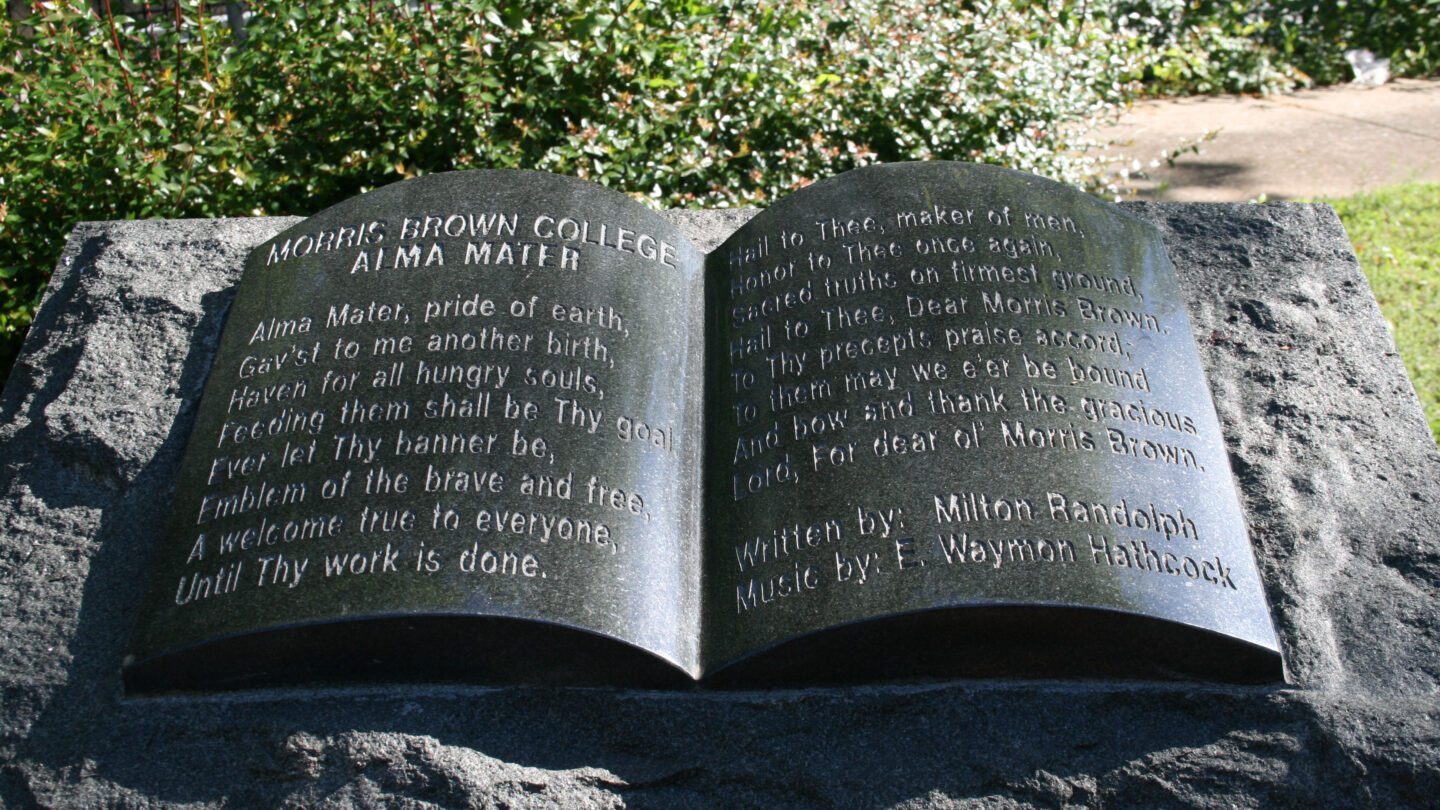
[702,162,1283,683]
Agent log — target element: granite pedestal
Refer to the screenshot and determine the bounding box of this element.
[1,205,1437,808]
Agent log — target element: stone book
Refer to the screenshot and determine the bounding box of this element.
[123,162,1283,692]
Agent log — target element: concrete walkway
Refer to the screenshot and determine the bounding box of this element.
[1096,77,1440,201]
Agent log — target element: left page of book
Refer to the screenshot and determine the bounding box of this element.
[126,171,707,691]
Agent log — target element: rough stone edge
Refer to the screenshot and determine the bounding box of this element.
[0,208,1435,809]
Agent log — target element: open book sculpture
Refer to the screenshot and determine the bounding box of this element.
[124,162,1283,691]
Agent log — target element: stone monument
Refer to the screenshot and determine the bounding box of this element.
[1,166,1437,806]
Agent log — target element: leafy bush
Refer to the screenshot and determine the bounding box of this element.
[1116,0,1440,94]
[1262,0,1440,84]
[1115,1,1304,94]
[0,0,1141,381]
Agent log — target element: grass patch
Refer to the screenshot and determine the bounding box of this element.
[1320,182,1440,446]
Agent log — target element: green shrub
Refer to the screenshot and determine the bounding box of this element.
[0,0,1141,382]
[1116,1,1304,95]
[1116,0,1440,94]
[1263,0,1440,84]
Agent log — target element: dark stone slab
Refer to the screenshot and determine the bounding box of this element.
[2,203,1438,808]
